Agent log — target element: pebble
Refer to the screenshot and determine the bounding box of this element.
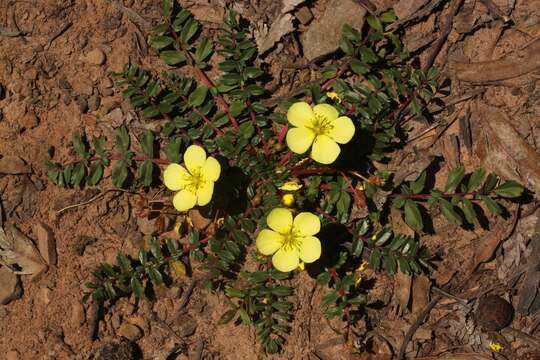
[33,222,57,265]
[84,48,106,65]
[71,77,94,96]
[6,350,19,360]
[301,0,366,61]
[296,6,313,25]
[136,217,156,236]
[101,107,123,127]
[117,323,142,341]
[76,96,89,113]
[71,301,86,326]
[39,287,52,305]
[0,267,20,305]
[0,156,31,174]
[88,94,101,112]
[23,68,38,80]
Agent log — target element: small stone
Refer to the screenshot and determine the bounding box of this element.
[101,88,113,96]
[101,108,123,127]
[76,96,89,113]
[62,94,72,105]
[84,48,106,65]
[295,6,313,25]
[476,295,514,331]
[102,77,113,88]
[39,287,52,305]
[20,112,39,130]
[117,323,142,341]
[0,267,20,305]
[301,0,366,61]
[23,68,38,80]
[88,94,101,112]
[6,350,19,360]
[175,314,197,337]
[137,217,156,236]
[33,222,57,266]
[71,301,86,326]
[111,312,122,330]
[0,155,31,174]
[71,78,94,96]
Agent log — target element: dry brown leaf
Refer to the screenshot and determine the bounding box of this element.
[475,102,540,197]
[257,14,295,54]
[453,38,540,82]
[394,271,412,314]
[0,223,47,276]
[411,275,431,315]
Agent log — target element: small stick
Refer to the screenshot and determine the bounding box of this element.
[46,22,72,49]
[56,188,137,214]
[178,279,198,312]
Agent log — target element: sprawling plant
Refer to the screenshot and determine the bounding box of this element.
[46,2,523,354]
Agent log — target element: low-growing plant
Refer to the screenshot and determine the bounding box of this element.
[46,1,524,354]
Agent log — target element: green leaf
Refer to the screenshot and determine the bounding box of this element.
[238,308,251,324]
[482,173,498,193]
[164,138,182,163]
[146,268,163,285]
[116,126,130,152]
[404,200,423,231]
[439,199,462,225]
[219,308,238,324]
[374,229,392,246]
[188,85,208,107]
[88,162,103,185]
[366,15,383,32]
[112,160,129,188]
[149,35,174,49]
[445,166,465,192]
[143,106,160,118]
[351,238,364,256]
[494,180,524,198]
[410,171,426,194]
[180,18,199,44]
[160,50,186,65]
[480,195,502,215]
[173,9,192,30]
[239,122,255,139]
[139,160,153,187]
[369,248,382,270]
[195,37,213,63]
[71,162,86,186]
[380,9,396,23]
[467,168,486,192]
[162,0,173,17]
[461,198,476,224]
[140,130,154,158]
[72,134,88,159]
[131,276,144,298]
[316,272,331,285]
[350,58,370,75]
[321,291,339,307]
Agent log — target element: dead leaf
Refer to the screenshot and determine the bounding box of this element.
[257,14,295,54]
[453,38,540,82]
[0,223,47,276]
[394,271,412,314]
[33,222,57,266]
[475,102,540,197]
[411,275,431,315]
[281,0,305,14]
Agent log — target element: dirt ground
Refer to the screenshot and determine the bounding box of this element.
[0,0,540,359]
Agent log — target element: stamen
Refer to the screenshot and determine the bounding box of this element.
[281,229,303,251]
[309,114,333,136]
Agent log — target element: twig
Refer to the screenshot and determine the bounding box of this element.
[388,0,445,31]
[398,295,441,359]
[0,27,25,37]
[46,22,72,49]
[432,286,470,307]
[56,188,137,214]
[424,0,463,70]
[178,279,198,312]
[479,0,512,22]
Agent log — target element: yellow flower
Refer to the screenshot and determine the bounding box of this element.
[488,342,504,352]
[163,145,221,212]
[356,260,369,273]
[286,102,355,164]
[279,180,303,191]
[282,193,295,207]
[326,91,342,103]
[256,208,322,272]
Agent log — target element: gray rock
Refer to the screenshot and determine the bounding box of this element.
[301,0,366,61]
[0,266,21,305]
[0,156,31,174]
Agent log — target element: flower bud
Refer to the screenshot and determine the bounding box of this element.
[282,193,295,207]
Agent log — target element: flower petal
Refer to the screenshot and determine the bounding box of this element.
[172,189,197,212]
[287,102,314,127]
[163,164,190,191]
[328,116,355,144]
[256,229,283,256]
[183,145,206,174]
[311,135,341,164]
[299,236,321,263]
[203,156,221,181]
[286,127,315,154]
[272,247,300,272]
[313,103,339,122]
[267,208,293,234]
[293,212,321,236]
[196,181,214,206]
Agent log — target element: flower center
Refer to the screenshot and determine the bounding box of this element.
[185,168,206,193]
[308,113,333,136]
[281,228,303,251]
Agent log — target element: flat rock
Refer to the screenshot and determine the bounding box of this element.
[71,301,86,326]
[71,77,94,96]
[0,155,31,174]
[117,323,142,341]
[83,48,106,65]
[0,266,21,305]
[301,0,366,61]
[33,222,57,265]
